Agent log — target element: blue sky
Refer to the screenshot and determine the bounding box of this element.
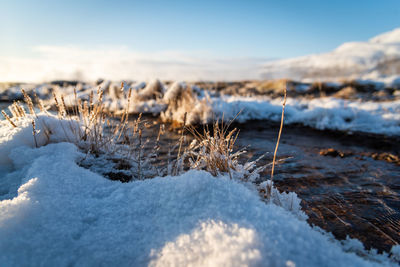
[0,0,399,81]
[1,0,399,58]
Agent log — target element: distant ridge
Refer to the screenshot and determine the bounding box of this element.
[261,28,400,83]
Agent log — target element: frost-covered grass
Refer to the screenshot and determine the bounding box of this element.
[1,88,165,180]
[160,81,212,125]
[0,88,273,183]
[184,119,266,181]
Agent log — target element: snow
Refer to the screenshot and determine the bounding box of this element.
[149,220,263,266]
[370,28,400,44]
[0,113,80,166]
[210,95,400,136]
[163,81,185,102]
[261,28,400,83]
[138,79,164,100]
[0,113,398,266]
[0,83,54,100]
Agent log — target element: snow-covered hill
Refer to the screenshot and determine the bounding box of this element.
[261,28,400,85]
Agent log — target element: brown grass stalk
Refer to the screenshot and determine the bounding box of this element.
[268,82,287,198]
[21,89,35,115]
[1,110,17,127]
[31,120,38,148]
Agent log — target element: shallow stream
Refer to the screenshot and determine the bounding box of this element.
[142,117,400,253]
[236,121,400,253]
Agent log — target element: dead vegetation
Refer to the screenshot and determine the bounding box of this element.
[0,84,268,183]
[1,84,164,181]
[1,82,289,194]
[161,82,212,126]
[185,118,243,178]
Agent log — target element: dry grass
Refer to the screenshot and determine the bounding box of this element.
[46,84,141,156]
[253,79,288,94]
[270,82,287,181]
[1,82,287,185]
[1,110,17,127]
[265,81,287,200]
[180,108,271,180]
[161,83,212,126]
[186,120,240,178]
[1,84,163,181]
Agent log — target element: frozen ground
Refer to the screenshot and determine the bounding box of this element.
[0,103,399,266]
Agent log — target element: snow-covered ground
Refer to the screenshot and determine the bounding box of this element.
[0,100,400,266]
[261,28,400,86]
[2,79,400,136]
[211,95,400,136]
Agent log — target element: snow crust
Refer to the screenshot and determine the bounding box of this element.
[0,116,398,266]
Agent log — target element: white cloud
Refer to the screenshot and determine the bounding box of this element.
[0,46,266,82]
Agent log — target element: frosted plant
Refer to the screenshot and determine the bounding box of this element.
[1,85,164,181]
[161,82,212,125]
[184,120,267,181]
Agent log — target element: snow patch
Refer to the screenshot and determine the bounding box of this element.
[150,220,262,267]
